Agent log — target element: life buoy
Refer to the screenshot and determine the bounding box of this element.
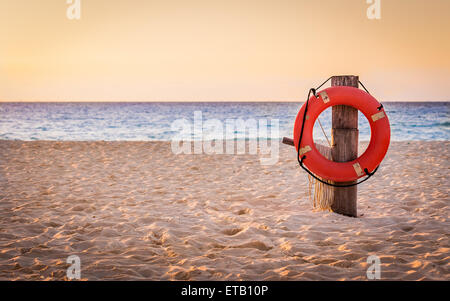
[293,86,390,182]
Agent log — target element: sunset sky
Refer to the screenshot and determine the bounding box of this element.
[0,0,449,101]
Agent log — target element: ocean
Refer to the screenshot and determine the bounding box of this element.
[0,102,448,141]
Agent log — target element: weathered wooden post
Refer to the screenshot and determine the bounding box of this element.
[330,75,359,217]
[282,75,360,217]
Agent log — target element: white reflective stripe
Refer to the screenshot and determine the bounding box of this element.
[299,145,312,156]
[371,111,385,122]
[320,91,330,103]
[353,163,364,177]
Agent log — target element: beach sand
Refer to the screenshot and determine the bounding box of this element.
[0,140,448,280]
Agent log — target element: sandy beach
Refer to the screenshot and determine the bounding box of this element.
[0,140,448,280]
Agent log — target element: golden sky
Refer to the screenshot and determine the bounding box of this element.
[0,0,449,101]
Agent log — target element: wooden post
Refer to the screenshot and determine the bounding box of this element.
[330,75,359,217]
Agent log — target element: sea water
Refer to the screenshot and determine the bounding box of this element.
[0,102,448,141]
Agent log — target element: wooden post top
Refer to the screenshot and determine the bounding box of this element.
[332,76,359,129]
[331,75,359,87]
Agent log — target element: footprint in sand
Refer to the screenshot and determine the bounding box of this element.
[222,228,243,236]
[235,208,251,215]
[401,225,415,232]
[234,241,272,251]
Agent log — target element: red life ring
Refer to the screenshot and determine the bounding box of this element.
[293,86,390,182]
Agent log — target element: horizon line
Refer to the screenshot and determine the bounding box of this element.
[1,100,449,103]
